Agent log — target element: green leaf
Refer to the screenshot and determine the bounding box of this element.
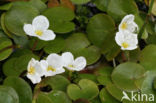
[94,0,110,12]
[141,70,156,95]
[106,83,124,101]
[5,1,39,36]
[37,91,72,103]
[13,35,28,48]
[71,0,90,4]
[139,44,156,70]
[99,88,119,103]
[87,14,119,55]
[1,13,13,38]
[43,6,75,33]
[3,76,32,103]
[0,37,13,61]
[40,75,70,92]
[0,3,12,11]
[107,0,138,22]
[96,66,113,86]
[44,37,65,54]
[112,62,146,91]
[3,53,39,76]
[63,33,90,52]
[67,79,99,100]
[29,0,47,13]
[0,86,19,103]
[73,46,101,65]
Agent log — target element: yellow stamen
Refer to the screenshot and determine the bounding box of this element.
[68,64,74,68]
[121,22,127,30]
[122,42,129,48]
[47,66,56,72]
[28,66,35,75]
[35,30,43,36]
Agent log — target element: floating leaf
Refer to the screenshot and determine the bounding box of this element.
[29,0,47,13]
[0,86,19,103]
[4,1,39,36]
[3,76,32,103]
[3,53,39,76]
[44,37,65,54]
[40,75,70,92]
[94,0,110,12]
[107,0,138,21]
[36,91,72,103]
[70,0,90,4]
[112,62,146,91]
[67,79,99,100]
[139,44,156,70]
[99,88,119,103]
[0,37,13,61]
[43,6,75,33]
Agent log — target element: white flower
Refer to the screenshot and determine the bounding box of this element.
[41,54,65,77]
[62,52,87,71]
[119,14,138,33]
[26,58,44,84]
[23,15,56,41]
[115,31,138,50]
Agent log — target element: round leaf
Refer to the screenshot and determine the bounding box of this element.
[139,44,156,70]
[43,6,75,33]
[3,76,32,103]
[0,37,12,61]
[5,2,39,36]
[112,62,146,91]
[0,86,19,103]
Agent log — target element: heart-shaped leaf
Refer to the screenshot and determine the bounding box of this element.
[70,0,90,4]
[67,79,99,100]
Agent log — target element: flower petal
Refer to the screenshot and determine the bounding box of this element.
[55,67,65,74]
[23,24,35,36]
[115,31,124,46]
[38,30,56,41]
[122,14,134,23]
[32,15,49,30]
[62,52,74,67]
[74,57,87,71]
[27,74,41,84]
[46,53,63,68]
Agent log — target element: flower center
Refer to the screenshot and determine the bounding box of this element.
[28,66,35,75]
[35,30,43,36]
[47,66,56,72]
[121,22,127,30]
[68,64,74,68]
[122,42,129,48]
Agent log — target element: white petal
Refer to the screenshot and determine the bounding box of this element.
[55,67,65,74]
[44,71,57,77]
[62,52,74,66]
[32,15,49,30]
[23,24,35,36]
[46,53,63,68]
[115,31,124,46]
[73,57,87,71]
[27,58,38,70]
[122,14,134,23]
[38,30,56,41]
[27,74,41,84]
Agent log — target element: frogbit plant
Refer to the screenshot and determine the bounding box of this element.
[26,52,87,84]
[115,14,139,50]
[24,15,56,41]
[0,0,156,103]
